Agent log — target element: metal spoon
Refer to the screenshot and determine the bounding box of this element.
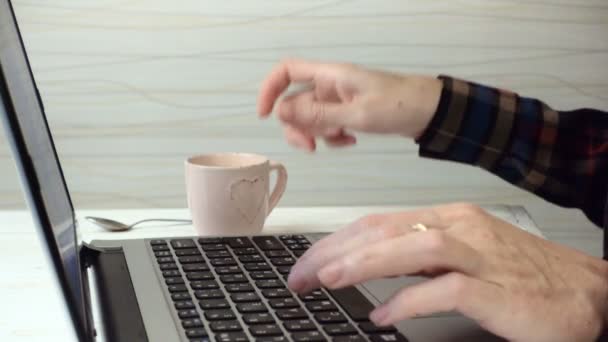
[85,216,192,232]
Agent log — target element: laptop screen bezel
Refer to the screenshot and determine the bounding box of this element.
[0,1,92,340]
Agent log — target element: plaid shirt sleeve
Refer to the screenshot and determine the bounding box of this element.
[416,75,608,229]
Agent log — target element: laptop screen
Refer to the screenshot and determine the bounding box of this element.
[0,1,89,339]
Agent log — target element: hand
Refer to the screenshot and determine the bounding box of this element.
[257,59,442,151]
[288,203,608,341]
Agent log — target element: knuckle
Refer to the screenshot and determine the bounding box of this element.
[421,230,449,253]
[451,202,486,219]
[310,101,326,127]
[444,273,470,301]
[375,224,402,240]
[357,214,384,228]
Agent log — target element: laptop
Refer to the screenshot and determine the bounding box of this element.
[0,1,501,341]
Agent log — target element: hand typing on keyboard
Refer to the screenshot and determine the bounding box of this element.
[287,203,608,342]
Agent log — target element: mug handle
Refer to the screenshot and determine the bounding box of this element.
[267,161,288,216]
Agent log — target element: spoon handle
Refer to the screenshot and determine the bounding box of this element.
[128,218,192,228]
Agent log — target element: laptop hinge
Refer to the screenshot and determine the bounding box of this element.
[81,243,149,342]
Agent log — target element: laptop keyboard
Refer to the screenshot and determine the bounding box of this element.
[150,235,408,342]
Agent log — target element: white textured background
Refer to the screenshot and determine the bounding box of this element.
[2,0,608,239]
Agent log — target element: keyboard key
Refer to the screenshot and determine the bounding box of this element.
[276,308,308,320]
[171,292,192,301]
[189,339,211,342]
[289,244,311,251]
[215,266,242,275]
[333,336,367,342]
[204,309,236,321]
[162,270,181,278]
[201,243,226,252]
[194,289,224,299]
[165,277,185,285]
[270,257,295,266]
[369,333,409,342]
[157,256,174,264]
[152,244,170,251]
[328,287,375,322]
[174,300,195,309]
[250,271,278,280]
[238,254,264,263]
[150,239,166,246]
[269,298,300,309]
[255,279,285,289]
[293,250,306,257]
[190,280,219,290]
[256,337,287,342]
[198,237,223,244]
[154,250,172,257]
[187,271,215,281]
[249,324,283,337]
[266,250,291,258]
[167,284,187,293]
[299,290,328,302]
[223,237,253,248]
[210,320,242,332]
[242,312,275,324]
[358,322,397,334]
[206,250,232,258]
[291,330,324,342]
[179,255,206,264]
[178,309,199,319]
[215,332,248,342]
[230,292,260,303]
[323,323,357,336]
[220,273,248,284]
[211,258,237,267]
[199,299,230,310]
[276,266,292,275]
[314,312,347,324]
[225,283,254,293]
[253,236,284,251]
[305,300,337,312]
[182,263,210,272]
[171,239,196,249]
[244,262,272,271]
[297,238,309,244]
[182,317,204,328]
[283,319,316,332]
[232,247,259,256]
[235,302,267,313]
[175,248,201,256]
[186,328,208,338]
[261,288,292,298]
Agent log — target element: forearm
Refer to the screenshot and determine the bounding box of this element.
[416,76,608,227]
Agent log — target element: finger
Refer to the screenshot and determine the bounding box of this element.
[257,59,324,117]
[283,125,316,152]
[317,229,482,289]
[370,272,506,333]
[324,130,357,148]
[277,90,353,130]
[289,222,406,292]
[289,209,434,292]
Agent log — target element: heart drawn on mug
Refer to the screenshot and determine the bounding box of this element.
[230,177,266,223]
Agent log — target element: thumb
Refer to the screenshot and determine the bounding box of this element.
[277,90,352,131]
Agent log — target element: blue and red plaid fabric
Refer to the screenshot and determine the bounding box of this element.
[417,76,608,257]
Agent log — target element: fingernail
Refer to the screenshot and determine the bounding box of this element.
[318,263,343,287]
[287,268,306,292]
[370,305,390,325]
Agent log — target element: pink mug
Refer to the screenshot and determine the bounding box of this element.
[185,153,287,236]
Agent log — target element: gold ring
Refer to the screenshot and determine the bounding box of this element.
[411,223,428,232]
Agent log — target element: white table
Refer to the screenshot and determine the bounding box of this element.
[0,205,558,341]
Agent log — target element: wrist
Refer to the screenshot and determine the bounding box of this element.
[407,76,443,139]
